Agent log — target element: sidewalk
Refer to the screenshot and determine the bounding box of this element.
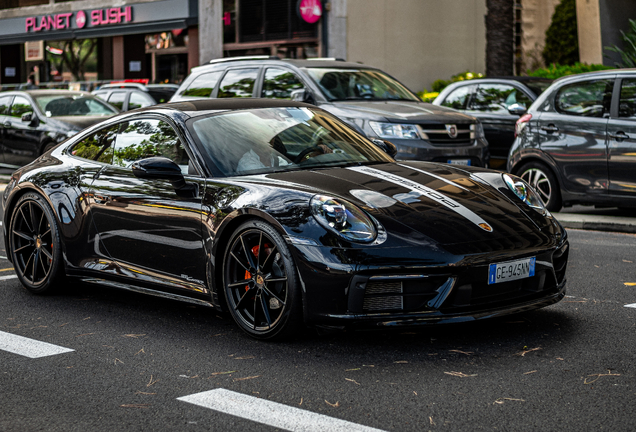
[0,176,634,234]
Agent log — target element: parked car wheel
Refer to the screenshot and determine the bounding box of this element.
[518,162,562,212]
[223,220,303,340]
[9,193,64,294]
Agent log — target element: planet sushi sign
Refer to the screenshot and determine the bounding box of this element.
[297,0,322,24]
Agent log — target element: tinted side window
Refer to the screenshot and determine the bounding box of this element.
[182,71,222,97]
[113,119,190,173]
[70,125,119,163]
[468,84,531,113]
[261,68,304,99]
[440,85,474,110]
[0,96,11,115]
[10,96,33,118]
[218,68,259,98]
[128,92,154,110]
[555,79,614,118]
[107,92,126,110]
[618,79,636,119]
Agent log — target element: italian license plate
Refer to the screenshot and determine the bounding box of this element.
[488,257,536,285]
[448,159,471,166]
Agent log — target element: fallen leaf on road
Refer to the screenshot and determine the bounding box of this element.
[135,391,155,395]
[515,347,541,357]
[147,375,159,387]
[494,397,525,405]
[207,371,236,378]
[624,282,636,286]
[584,370,620,385]
[345,378,360,385]
[523,370,537,375]
[345,368,360,371]
[444,371,477,378]
[234,356,255,360]
[233,375,260,381]
[120,404,150,408]
[394,360,408,364]
[623,260,633,263]
[325,400,340,407]
[124,334,146,338]
[449,349,473,355]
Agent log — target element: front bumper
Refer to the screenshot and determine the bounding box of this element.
[390,137,489,167]
[291,238,569,328]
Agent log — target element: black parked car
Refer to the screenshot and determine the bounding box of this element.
[170,56,489,167]
[92,83,177,112]
[508,69,636,211]
[0,90,118,169]
[2,99,568,340]
[433,77,552,169]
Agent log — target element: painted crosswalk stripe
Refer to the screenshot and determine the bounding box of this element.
[178,388,386,432]
[625,303,636,309]
[0,331,74,358]
[0,275,17,281]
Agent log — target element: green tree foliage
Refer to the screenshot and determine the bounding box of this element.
[605,19,636,68]
[527,62,612,79]
[543,0,579,66]
[49,39,98,81]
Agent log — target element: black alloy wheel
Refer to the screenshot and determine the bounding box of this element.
[519,161,562,212]
[223,220,302,340]
[9,193,64,294]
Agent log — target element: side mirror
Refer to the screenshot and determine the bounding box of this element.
[508,103,527,116]
[21,112,38,126]
[290,89,316,105]
[370,138,398,159]
[132,156,197,196]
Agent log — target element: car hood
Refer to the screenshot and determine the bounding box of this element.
[321,100,476,124]
[239,162,550,247]
[48,115,113,131]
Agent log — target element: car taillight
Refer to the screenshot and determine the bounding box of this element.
[515,113,532,137]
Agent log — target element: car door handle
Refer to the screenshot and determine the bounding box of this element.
[3,121,11,128]
[541,124,559,133]
[609,131,630,141]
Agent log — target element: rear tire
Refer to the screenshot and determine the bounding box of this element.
[518,161,562,212]
[222,220,303,340]
[9,193,65,294]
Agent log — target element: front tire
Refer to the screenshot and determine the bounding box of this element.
[223,220,303,340]
[518,162,562,212]
[9,193,65,294]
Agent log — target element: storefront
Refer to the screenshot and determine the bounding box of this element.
[0,0,198,85]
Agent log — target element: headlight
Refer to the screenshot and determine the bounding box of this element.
[369,121,421,140]
[310,195,377,243]
[470,122,485,140]
[503,174,551,217]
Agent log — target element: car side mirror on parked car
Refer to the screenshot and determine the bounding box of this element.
[290,89,315,105]
[132,156,197,197]
[508,103,527,116]
[370,138,398,158]
[21,112,39,126]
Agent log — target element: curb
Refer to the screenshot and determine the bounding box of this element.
[554,213,636,234]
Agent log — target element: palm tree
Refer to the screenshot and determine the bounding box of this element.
[485,0,514,76]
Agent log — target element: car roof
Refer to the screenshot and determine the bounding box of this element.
[130,97,314,116]
[553,68,636,82]
[193,56,376,72]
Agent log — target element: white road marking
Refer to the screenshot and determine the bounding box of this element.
[625,303,636,309]
[178,388,386,432]
[0,275,17,281]
[0,331,74,358]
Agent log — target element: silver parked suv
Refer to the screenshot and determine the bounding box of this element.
[170,56,489,167]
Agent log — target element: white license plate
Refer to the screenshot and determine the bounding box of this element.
[488,257,536,285]
[448,159,471,166]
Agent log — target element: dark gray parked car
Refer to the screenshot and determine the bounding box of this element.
[433,77,552,169]
[508,69,636,211]
[170,56,489,167]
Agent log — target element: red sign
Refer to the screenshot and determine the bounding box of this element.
[297,0,322,24]
[25,6,132,32]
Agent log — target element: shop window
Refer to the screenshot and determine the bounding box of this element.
[218,68,259,98]
[107,92,127,110]
[10,96,33,118]
[262,68,304,99]
[238,0,318,43]
[1,0,47,10]
[182,71,223,97]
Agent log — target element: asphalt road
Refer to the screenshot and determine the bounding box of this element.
[1,223,635,431]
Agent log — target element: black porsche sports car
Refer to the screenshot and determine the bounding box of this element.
[2,99,569,340]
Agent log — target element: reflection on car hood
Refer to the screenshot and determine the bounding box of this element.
[252,162,547,246]
[49,115,114,131]
[323,100,476,123]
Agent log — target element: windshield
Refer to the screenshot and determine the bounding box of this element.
[189,107,394,177]
[305,68,420,102]
[33,93,118,117]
